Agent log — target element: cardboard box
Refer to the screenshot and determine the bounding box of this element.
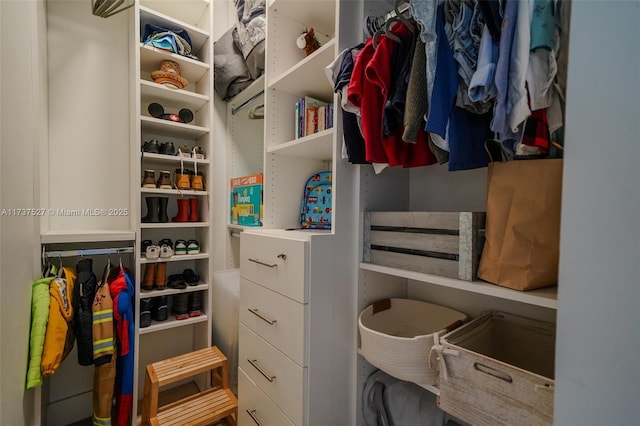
[230,173,263,227]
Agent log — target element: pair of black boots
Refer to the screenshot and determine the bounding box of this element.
[140,296,168,327]
[139,292,202,327]
[142,196,169,223]
[173,291,202,320]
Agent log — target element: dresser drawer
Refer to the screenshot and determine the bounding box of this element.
[240,233,307,303]
[240,278,307,366]
[238,368,296,426]
[239,324,306,425]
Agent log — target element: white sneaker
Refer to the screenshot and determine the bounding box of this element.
[159,244,174,258]
[145,245,160,260]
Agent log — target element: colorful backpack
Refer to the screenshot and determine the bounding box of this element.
[300,171,332,229]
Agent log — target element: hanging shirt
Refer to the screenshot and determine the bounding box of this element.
[326,46,368,164]
[468,24,498,105]
[348,38,389,165]
[491,0,531,152]
[403,38,428,143]
[109,269,135,426]
[383,25,417,139]
[365,22,435,168]
[427,4,490,171]
[426,4,458,149]
[42,267,76,376]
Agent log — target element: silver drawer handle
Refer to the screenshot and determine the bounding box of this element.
[277,253,287,260]
[246,409,263,426]
[248,308,277,325]
[247,358,276,382]
[248,258,277,268]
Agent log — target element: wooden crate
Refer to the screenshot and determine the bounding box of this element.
[436,311,555,426]
[363,211,485,281]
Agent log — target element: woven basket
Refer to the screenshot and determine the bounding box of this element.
[358,298,467,385]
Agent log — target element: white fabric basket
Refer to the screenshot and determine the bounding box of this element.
[358,298,467,386]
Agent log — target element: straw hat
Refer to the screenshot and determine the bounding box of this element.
[150,60,189,89]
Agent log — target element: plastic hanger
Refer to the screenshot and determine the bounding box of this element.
[392,0,414,33]
[373,0,414,48]
[41,247,52,278]
[56,254,64,278]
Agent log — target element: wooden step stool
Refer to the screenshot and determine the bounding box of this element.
[141,346,238,426]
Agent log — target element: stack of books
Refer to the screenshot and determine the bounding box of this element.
[295,96,334,139]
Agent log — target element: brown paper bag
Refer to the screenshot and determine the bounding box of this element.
[478,159,563,290]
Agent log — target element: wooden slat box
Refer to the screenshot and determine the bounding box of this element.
[363,211,486,281]
[436,311,555,426]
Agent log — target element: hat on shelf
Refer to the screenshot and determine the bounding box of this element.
[150,60,189,90]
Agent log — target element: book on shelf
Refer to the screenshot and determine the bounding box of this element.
[295,96,332,138]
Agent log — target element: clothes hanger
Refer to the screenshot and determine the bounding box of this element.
[392,0,415,33]
[100,253,112,286]
[118,249,124,272]
[56,253,64,278]
[41,247,51,278]
[373,0,414,48]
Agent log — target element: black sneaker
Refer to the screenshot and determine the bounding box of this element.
[152,296,168,322]
[141,239,153,255]
[172,293,189,320]
[188,291,203,317]
[167,274,186,290]
[182,268,200,286]
[159,141,176,156]
[140,298,152,328]
[142,139,160,153]
[158,238,173,249]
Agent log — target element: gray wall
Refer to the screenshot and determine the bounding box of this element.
[555,1,640,425]
[0,0,48,425]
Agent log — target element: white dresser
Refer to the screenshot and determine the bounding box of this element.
[238,229,350,425]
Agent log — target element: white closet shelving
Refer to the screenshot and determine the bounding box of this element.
[349,1,561,425]
[235,0,362,424]
[131,0,213,421]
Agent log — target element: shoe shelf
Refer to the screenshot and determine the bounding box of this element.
[359,263,558,310]
[140,152,210,165]
[140,44,210,84]
[139,5,209,54]
[139,313,209,335]
[141,222,209,229]
[140,283,209,298]
[140,253,210,264]
[266,128,333,160]
[268,38,336,99]
[140,187,208,196]
[132,0,214,421]
[140,80,209,112]
[140,116,209,140]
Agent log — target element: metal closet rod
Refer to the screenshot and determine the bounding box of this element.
[44,247,135,258]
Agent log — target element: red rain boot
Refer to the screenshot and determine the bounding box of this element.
[172,198,189,222]
[189,198,200,222]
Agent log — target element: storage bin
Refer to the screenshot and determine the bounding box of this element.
[358,298,467,386]
[435,311,555,426]
[363,211,485,281]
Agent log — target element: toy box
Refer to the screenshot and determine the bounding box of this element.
[230,173,263,227]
